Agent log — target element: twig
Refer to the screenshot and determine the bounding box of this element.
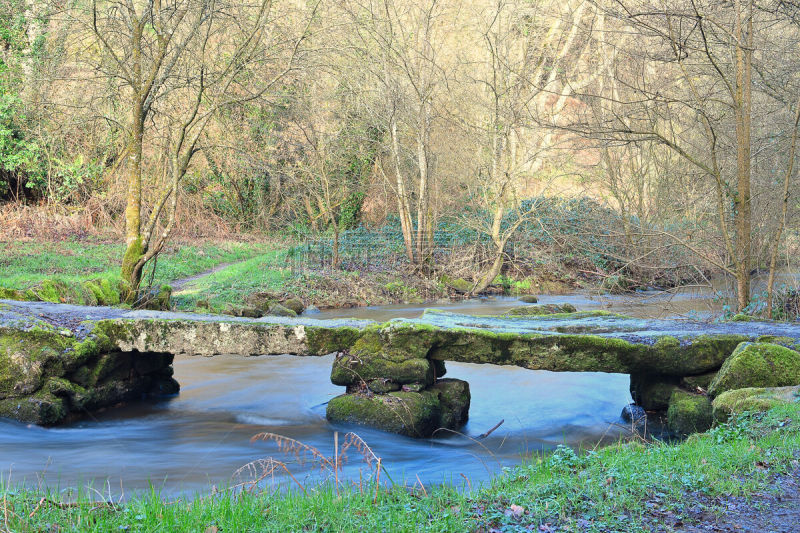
[478,419,505,439]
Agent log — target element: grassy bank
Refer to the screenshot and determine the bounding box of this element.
[2,404,799,532]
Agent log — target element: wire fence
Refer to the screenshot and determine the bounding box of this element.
[285,230,501,274]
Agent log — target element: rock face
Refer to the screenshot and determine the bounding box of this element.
[708,342,800,397]
[0,326,177,425]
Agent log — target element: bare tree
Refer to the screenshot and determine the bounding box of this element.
[85,0,314,297]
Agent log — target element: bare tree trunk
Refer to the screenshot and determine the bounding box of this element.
[766,97,800,317]
[733,0,753,312]
[390,117,415,263]
[121,100,145,297]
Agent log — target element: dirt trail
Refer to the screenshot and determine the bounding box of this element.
[170,260,241,291]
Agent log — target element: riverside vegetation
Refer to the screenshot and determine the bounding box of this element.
[0,404,799,531]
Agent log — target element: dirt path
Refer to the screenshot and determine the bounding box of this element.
[170,260,241,291]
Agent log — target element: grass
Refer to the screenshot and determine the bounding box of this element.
[171,249,292,310]
[0,239,275,292]
[2,404,799,532]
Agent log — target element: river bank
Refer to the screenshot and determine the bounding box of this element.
[0,236,687,315]
[2,403,798,532]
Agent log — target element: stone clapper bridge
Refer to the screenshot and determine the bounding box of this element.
[3,301,800,437]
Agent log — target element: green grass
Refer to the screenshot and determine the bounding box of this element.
[171,249,292,310]
[0,239,274,291]
[2,404,799,531]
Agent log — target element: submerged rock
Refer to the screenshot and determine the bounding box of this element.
[621,403,646,425]
[712,385,800,423]
[708,342,800,397]
[667,390,713,435]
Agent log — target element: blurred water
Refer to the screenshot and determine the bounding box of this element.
[0,353,631,496]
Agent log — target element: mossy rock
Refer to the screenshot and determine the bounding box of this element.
[681,371,717,392]
[430,378,470,429]
[326,390,442,438]
[630,374,681,410]
[305,326,361,355]
[667,390,713,435]
[440,275,472,294]
[708,342,800,397]
[282,298,305,315]
[331,352,433,387]
[517,295,539,303]
[712,385,800,423]
[243,292,278,313]
[0,392,67,425]
[505,304,576,316]
[267,303,297,317]
[366,379,401,393]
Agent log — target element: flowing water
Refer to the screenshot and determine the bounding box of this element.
[0,288,762,496]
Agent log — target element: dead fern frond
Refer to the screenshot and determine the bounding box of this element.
[231,458,306,494]
[249,432,335,472]
[339,432,380,471]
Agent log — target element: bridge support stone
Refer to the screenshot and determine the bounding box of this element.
[326,324,470,437]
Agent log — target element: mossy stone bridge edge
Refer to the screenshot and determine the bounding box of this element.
[2,304,800,437]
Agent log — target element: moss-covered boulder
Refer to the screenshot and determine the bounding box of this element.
[430,378,470,429]
[330,324,439,387]
[440,275,472,294]
[630,374,680,410]
[326,390,443,438]
[667,390,713,435]
[267,303,297,317]
[505,304,576,316]
[0,326,177,425]
[708,342,800,397]
[712,385,800,423]
[517,295,539,303]
[282,298,305,315]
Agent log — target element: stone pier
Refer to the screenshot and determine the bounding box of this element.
[3,301,800,436]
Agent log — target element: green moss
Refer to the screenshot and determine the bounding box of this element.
[667,390,713,435]
[0,392,67,425]
[708,342,800,397]
[326,390,442,438]
[712,385,800,423]
[440,275,472,293]
[331,352,433,387]
[305,326,361,355]
[282,298,305,314]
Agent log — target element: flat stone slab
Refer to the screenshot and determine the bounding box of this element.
[410,310,800,344]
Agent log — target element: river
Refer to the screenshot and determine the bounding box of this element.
[0,289,742,496]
